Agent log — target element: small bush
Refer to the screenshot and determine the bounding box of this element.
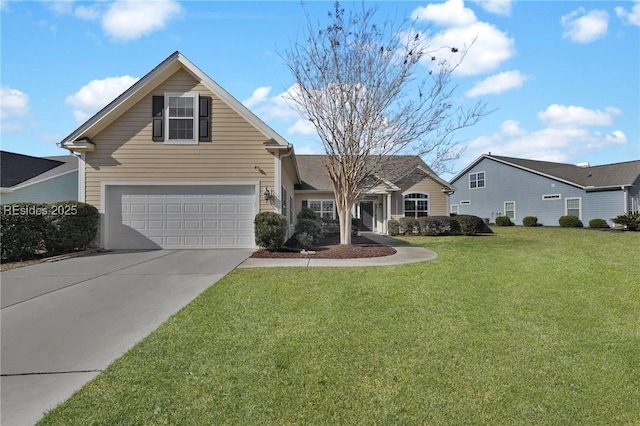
[295,218,322,243]
[611,212,640,231]
[254,212,288,251]
[297,206,318,221]
[495,216,514,226]
[44,201,99,254]
[387,219,400,236]
[417,216,461,236]
[295,232,314,250]
[522,216,538,227]
[589,218,609,229]
[1,203,48,261]
[559,215,583,228]
[320,218,340,236]
[398,217,418,234]
[455,215,492,235]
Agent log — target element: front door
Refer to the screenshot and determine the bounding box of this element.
[360,201,374,231]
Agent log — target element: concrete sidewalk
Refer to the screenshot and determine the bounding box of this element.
[239,233,437,268]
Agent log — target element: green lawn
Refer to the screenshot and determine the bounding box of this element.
[39,227,639,425]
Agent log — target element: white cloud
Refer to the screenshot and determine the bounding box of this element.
[288,119,316,136]
[465,70,528,97]
[500,119,526,136]
[412,0,477,27]
[472,0,512,17]
[248,85,301,122]
[65,76,139,123]
[423,21,515,76]
[462,104,626,165]
[0,86,30,131]
[537,104,620,128]
[561,8,609,43]
[74,4,101,20]
[615,1,640,26]
[412,0,515,76]
[102,0,182,42]
[242,86,271,109]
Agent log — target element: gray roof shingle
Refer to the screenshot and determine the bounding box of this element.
[1,151,77,188]
[490,155,640,188]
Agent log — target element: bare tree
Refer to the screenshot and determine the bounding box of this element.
[283,1,488,244]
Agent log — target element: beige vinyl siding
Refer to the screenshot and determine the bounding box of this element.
[391,176,449,217]
[84,68,275,211]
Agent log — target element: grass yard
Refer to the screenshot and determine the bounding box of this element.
[39,227,639,425]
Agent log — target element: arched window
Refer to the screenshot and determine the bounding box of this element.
[404,193,429,218]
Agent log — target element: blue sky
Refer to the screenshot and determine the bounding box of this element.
[1,0,639,179]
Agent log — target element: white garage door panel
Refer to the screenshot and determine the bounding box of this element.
[107,186,256,249]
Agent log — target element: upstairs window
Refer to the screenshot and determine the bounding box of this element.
[152,93,211,144]
[469,171,485,189]
[167,94,196,142]
[404,193,429,218]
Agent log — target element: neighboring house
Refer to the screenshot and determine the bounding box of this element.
[0,151,78,204]
[295,155,455,234]
[449,154,640,226]
[58,51,453,250]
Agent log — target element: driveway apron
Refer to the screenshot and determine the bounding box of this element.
[1,249,251,426]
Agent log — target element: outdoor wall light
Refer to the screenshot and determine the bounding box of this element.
[263,188,272,201]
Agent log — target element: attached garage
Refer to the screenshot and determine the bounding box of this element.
[104,184,258,249]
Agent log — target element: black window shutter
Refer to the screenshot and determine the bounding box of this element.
[302,200,308,208]
[199,96,211,142]
[152,96,164,141]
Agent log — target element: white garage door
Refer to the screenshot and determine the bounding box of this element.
[106,185,256,249]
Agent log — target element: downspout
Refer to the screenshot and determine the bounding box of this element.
[623,186,629,214]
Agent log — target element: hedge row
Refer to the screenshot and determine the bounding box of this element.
[1,201,99,262]
[388,215,493,236]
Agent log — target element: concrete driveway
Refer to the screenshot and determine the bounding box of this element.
[1,249,252,426]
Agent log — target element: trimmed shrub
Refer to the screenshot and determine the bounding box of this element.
[522,216,538,227]
[297,206,318,220]
[1,203,49,261]
[398,217,418,234]
[387,219,400,236]
[44,201,99,254]
[495,215,514,226]
[320,218,340,236]
[295,218,322,243]
[295,232,314,250]
[589,218,609,229]
[254,212,288,251]
[417,216,461,236]
[611,212,640,231]
[455,215,492,235]
[559,215,583,228]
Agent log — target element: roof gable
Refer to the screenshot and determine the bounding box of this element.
[60,51,290,148]
[451,154,640,189]
[296,155,454,192]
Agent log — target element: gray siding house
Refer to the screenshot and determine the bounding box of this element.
[449,155,640,226]
[0,151,78,204]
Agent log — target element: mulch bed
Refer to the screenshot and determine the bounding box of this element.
[251,234,397,259]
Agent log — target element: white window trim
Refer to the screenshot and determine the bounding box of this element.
[307,199,336,220]
[451,204,459,214]
[469,171,486,189]
[504,201,516,221]
[403,192,430,218]
[542,194,562,200]
[164,92,199,145]
[565,197,582,219]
